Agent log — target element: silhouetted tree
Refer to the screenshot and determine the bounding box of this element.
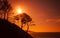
[0,0,3,18]
[0,0,12,20]
[21,13,32,32]
[13,13,35,32]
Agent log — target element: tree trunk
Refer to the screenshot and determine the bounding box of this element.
[4,13,6,20]
[21,23,23,29]
[7,13,8,20]
[0,12,2,19]
[27,23,29,32]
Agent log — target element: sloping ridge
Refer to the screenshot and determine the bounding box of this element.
[0,19,33,38]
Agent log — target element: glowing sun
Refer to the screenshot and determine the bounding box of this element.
[17,8,23,14]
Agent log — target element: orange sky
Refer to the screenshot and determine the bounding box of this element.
[8,0,60,32]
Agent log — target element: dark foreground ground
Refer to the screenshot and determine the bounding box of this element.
[0,19,33,38]
[30,32,60,38]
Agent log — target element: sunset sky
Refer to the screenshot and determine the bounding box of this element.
[8,0,60,32]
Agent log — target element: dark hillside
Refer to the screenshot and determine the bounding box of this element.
[0,19,33,38]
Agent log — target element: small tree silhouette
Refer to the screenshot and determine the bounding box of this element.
[0,0,12,20]
[13,13,34,32]
[20,13,33,32]
[0,0,3,18]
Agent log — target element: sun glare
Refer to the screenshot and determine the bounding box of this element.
[17,8,22,14]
